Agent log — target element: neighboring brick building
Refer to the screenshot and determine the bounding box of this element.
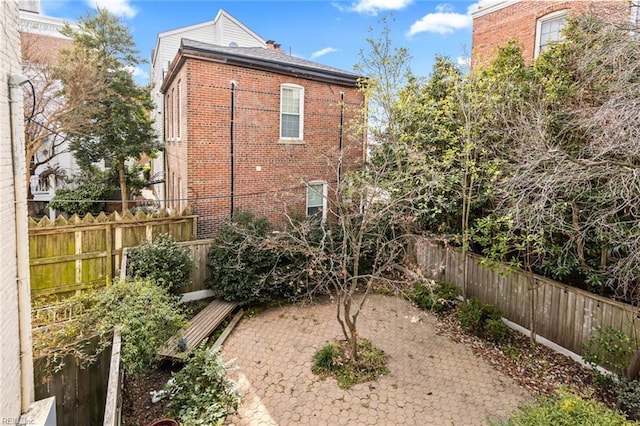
[472,0,632,65]
[161,39,366,237]
[150,10,266,207]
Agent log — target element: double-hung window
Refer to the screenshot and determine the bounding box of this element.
[535,11,568,57]
[280,84,304,141]
[306,181,327,220]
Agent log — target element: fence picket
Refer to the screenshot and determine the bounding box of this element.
[29,210,197,297]
[413,237,640,355]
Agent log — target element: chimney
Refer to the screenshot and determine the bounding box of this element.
[266,40,283,53]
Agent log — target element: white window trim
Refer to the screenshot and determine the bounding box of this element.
[535,10,569,58]
[279,83,304,142]
[176,80,182,141]
[306,180,327,221]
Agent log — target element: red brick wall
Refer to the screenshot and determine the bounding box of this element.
[21,32,71,65]
[472,0,627,65]
[165,57,365,237]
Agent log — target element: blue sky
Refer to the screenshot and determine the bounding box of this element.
[40,0,478,84]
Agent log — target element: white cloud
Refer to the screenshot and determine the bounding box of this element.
[310,47,339,60]
[349,0,413,15]
[126,65,149,81]
[457,56,471,67]
[407,2,476,36]
[86,0,137,18]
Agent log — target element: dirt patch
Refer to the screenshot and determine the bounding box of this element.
[122,361,180,426]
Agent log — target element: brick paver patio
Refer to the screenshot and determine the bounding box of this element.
[223,294,532,425]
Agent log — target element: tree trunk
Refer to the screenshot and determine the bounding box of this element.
[118,162,128,212]
[627,349,640,381]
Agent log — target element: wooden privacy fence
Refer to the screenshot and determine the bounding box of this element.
[29,209,197,296]
[34,336,112,426]
[413,237,640,355]
[176,238,214,294]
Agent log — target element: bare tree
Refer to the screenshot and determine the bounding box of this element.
[21,34,105,207]
[267,154,416,361]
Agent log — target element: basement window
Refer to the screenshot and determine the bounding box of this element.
[306,181,326,220]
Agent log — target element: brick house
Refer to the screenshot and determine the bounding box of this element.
[161,39,366,237]
[150,10,266,206]
[471,0,635,65]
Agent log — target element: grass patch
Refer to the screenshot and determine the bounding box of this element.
[311,338,389,389]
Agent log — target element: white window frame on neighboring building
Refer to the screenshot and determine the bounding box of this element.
[306,181,327,220]
[280,83,304,141]
[535,10,569,58]
[176,79,181,141]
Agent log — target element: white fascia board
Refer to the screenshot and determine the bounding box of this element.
[472,0,521,18]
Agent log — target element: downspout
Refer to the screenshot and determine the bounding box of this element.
[230,81,236,219]
[338,92,344,183]
[9,74,34,413]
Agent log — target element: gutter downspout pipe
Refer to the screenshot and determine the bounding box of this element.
[230,81,236,219]
[9,74,35,413]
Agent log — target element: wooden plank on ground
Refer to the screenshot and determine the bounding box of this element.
[211,309,244,352]
[158,299,237,361]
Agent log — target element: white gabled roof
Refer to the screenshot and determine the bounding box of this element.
[152,9,265,66]
[213,8,264,43]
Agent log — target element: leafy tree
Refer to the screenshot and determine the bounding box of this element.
[56,9,159,212]
[354,14,413,149]
[49,164,145,215]
[484,13,640,302]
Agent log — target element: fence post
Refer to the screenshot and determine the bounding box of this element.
[75,230,83,291]
[105,223,112,285]
[103,328,122,426]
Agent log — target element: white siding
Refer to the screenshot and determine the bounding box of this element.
[218,14,265,47]
[0,0,26,418]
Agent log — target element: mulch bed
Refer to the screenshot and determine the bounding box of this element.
[433,308,618,408]
[122,361,179,426]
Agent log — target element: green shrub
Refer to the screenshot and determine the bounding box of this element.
[206,213,279,305]
[494,392,634,426]
[127,234,193,295]
[457,298,508,342]
[616,378,640,420]
[485,318,509,342]
[88,279,187,377]
[582,327,636,376]
[49,166,145,216]
[206,212,315,305]
[165,343,239,426]
[35,279,187,377]
[411,280,459,313]
[311,339,389,389]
